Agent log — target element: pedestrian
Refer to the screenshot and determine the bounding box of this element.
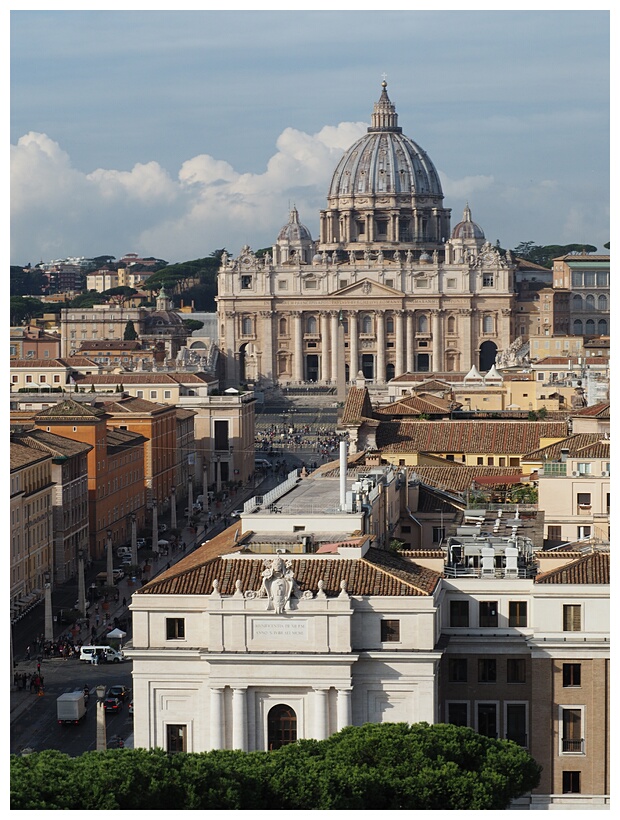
[122,597,126,607]
[25,645,31,660]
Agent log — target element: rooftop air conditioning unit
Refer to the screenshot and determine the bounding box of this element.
[572,471,579,476]
[601,471,609,477]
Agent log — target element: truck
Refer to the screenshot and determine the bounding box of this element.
[56,691,87,724]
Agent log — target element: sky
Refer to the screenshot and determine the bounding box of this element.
[9,5,611,267]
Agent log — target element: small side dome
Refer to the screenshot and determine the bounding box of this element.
[277,206,312,243]
[419,251,432,264]
[451,204,485,240]
[312,253,323,265]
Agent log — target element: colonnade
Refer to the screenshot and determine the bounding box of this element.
[209,685,353,751]
[286,307,474,383]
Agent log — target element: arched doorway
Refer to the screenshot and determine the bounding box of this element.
[479,340,498,372]
[386,363,395,381]
[361,353,374,380]
[238,342,248,383]
[267,704,297,750]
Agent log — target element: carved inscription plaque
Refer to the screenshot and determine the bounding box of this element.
[252,619,308,640]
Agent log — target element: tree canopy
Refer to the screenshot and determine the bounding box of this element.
[142,250,225,311]
[10,722,541,810]
[10,296,47,325]
[512,241,598,268]
[10,266,47,297]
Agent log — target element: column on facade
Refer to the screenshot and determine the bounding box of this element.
[348,311,359,381]
[390,212,398,243]
[431,309,443,372]
[330,311,340,385]
[320,312,331,383]
[461,309,473,370]
[366,213,374,242]
[313,688,329,741]
[406,311,415,374]
[336,688,352,732]
[232,687,248,751]
[413,209,420,241]
[210,687,225,750]
[376,310,386,382]
[395,310,405,377]
[293,312,303,383]
[260,311,274,385]
[225,310,237,386]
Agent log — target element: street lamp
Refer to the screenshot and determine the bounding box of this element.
[44,571,53,642]
[106,530,114,587]
[187,480,193,528]
[130,513,138,567]
[150,501,159,556]
[170,486,177,530]
[96,684,107,751]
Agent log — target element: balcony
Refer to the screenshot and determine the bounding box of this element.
[562,738,584,753]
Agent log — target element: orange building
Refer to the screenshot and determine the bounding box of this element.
[31,399,146,559]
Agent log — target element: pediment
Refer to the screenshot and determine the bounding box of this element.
[331,278,403,298]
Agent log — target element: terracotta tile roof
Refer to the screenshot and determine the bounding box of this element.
[106,428,146,450]
[341,386,376,424]
[376,421,568,455]
[13,430,92,458]
[572,402,610,419]
[572,441,610,459]
[535,551,609,584]
[75,372,211,385]
[10,441,51,470]
[521,433,607,462]
[34,399,106,420]
[78,341,142,350]
[136,543,441,598]
[408,465,524,494]
[96,397,169,414]
[11,359,66,368]
[375,394,458,417]
[175,408,197,420]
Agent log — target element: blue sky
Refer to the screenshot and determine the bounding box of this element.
[10,7,610,266]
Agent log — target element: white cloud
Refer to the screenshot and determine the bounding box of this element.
[11,122,368,265]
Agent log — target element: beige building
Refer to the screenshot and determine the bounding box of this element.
[217,83,516,387]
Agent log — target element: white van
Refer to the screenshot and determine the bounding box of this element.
[117,547,131,559]
[79,646,125,664]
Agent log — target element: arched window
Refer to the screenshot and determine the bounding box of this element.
[242,317,253,335]
[362,314,372,334]
[279,317,288,335]
[386,316,394,334]
[573,319,583,334]
[585,319,595,334]
[306,316,317,334]
[598,319,608,335]
[386,363,395,381]
[418,314,428,333]
[447,315,456,334]
[483,315,494,334]
[598,294,608,311]
[585,294,595,310]
[572,294,583,310]
[268,704,297,751]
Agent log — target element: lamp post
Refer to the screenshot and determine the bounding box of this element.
[170,486,177,530]
[44,571,53,642]
[202,461,208,502]
[216,456,222,493]
[96,684,107,751]
[130,514,138,567]
[106,530,114,587]
[187,480,193,528]
[77,549,86,617]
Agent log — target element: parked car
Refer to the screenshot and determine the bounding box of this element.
[117,547,131,559]
[103,697,122,713]
[112,569,125,582]
[231,510,243,518]
[136,538,147,549]
[107,685,130,701]
[121,558,133,567]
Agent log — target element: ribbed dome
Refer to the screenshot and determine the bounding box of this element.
[277,206,312,242]
[328,82,443,199]
[451,204,485,240]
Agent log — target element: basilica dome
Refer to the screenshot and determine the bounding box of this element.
[319,83,451,253]
[328,82,443,200]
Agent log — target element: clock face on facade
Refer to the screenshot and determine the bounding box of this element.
[241,256,252,267]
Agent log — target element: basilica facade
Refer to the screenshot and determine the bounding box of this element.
[217,82,516,387]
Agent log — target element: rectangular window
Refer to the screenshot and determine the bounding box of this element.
[482,274,494,287]
[450,600,469,628]
[166,724,187,753]
[479,601,498,628]
[563,604,582,632]
[214,420,229,451]
[446,702,468,726]
[547,525,562,541]
[380,619,400,642]
[576,493,591,506]
[448,658,467,683]
[561,707,583,753]
[241,275,252,289]
[509,601,527,627]
[562,771,581,794]
[476,456,484,465]
[446,278,457,288]
[505,703,528,746]
[477,703,498,738]
[507,658,526,684]
[576,463,591,475]
[136,390,144,398]
[164,390,171,399]
[563,663,581,687]
[166,618,185,640]
[432,526,445,544]
[400,525,411,534]
[304,279,317,289]
[150,390,157,399]
[478,659,497,683]
[487,457,494,466]
[278,280,288,290]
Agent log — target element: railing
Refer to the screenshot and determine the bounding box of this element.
[562,738,584,753]
[443,565,537,579]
